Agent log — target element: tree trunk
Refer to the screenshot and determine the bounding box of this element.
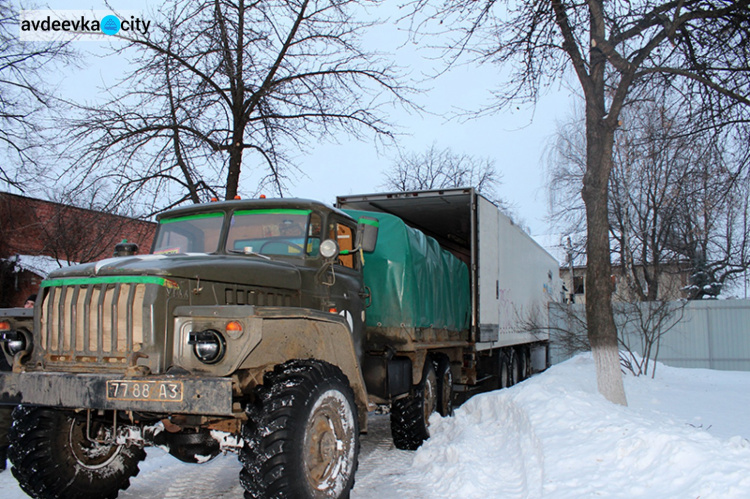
[225,126,244,200]
[583,104,628,406]
[576,2,628,406]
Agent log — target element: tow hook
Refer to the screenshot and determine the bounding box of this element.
[126,351,151,376]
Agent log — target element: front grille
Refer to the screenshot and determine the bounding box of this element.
[40,283,147,362]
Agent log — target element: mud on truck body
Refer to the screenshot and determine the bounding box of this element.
[0,189,561,499]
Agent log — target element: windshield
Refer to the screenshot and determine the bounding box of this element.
[152,212,224,254]
[226,209,318,256]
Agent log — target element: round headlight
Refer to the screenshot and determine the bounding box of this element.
[2,328,31,357]
[320,239,339,259]
[189,329,226,364]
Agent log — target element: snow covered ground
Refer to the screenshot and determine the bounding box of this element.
[2,354,749,498]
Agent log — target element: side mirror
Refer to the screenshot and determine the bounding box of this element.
[355,217,379,253]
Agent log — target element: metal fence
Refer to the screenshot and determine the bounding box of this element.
[548,299,750,371]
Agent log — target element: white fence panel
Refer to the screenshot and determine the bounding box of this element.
[549,300,750,371]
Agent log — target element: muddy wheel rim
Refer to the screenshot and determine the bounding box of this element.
[303,390,355,496]
[68,418,122,470]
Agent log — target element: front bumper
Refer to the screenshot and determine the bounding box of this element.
[0,371,234,416]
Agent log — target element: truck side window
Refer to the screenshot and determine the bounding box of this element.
[336,223,355,269]
[307,213,322,256]
[326,221,356,268]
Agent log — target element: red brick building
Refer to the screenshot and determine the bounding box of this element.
[0,192,156,307]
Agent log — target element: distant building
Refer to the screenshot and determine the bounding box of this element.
[536,234,690,304]
[0,192,156,307]
[559,264,690,305]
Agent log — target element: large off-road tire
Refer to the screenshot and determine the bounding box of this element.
[240,359,359,499]
[8,406,146,499]
[434,355,453,417]
[390,360,438,450]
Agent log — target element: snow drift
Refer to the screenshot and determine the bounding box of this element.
[2,354,749,498]
[352,354,750,498]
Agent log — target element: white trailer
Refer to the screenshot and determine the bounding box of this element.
[337,188,562,389]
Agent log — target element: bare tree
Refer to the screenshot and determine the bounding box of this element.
[408,0,750,405]
[547,300,686,379]
[667,139,750,299]
[38,192,155,265]
[382,143,503,197]
[615,300,686,378]
[0,1,75,190]
[0,190,155,267]
[608,99,693,302]
[549,96,750,301]
[67,0,409,213]
[545,302,590,359]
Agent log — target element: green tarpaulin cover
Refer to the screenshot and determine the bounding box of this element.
[344,209,470,331]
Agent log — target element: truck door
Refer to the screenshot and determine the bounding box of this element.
[477,196,501,343]
[326,217,366,360]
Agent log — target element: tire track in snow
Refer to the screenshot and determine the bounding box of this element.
[120,449,244,499]
[117,415,402,499]
[353,412,424,498]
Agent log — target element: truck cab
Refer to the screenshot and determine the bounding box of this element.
[3,199,371,376]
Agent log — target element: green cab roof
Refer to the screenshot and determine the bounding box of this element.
[156,198,353,223]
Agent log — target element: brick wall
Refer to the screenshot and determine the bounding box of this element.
[0,192,156,260]
[0,192,157,306]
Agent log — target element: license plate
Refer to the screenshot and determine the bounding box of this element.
[106,380,183,402]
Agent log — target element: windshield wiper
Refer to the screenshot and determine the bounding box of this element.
[227,249,272,260]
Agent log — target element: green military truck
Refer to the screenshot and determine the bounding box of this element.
[0,188,560,499]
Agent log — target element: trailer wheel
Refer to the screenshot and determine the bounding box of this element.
[391,360,437,450]
[510,349,522,386]
[519,347,530,380]
[434,355,453,417]
[8,406,145,499]
[240,359,359,499]
[498,352,511,389]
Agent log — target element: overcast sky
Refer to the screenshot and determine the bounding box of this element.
[44,1,577,237]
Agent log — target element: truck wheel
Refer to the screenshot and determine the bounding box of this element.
[391,360,438,450]
[8,406,145,499]
[240,360,359,499]
[434,355,453,417]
